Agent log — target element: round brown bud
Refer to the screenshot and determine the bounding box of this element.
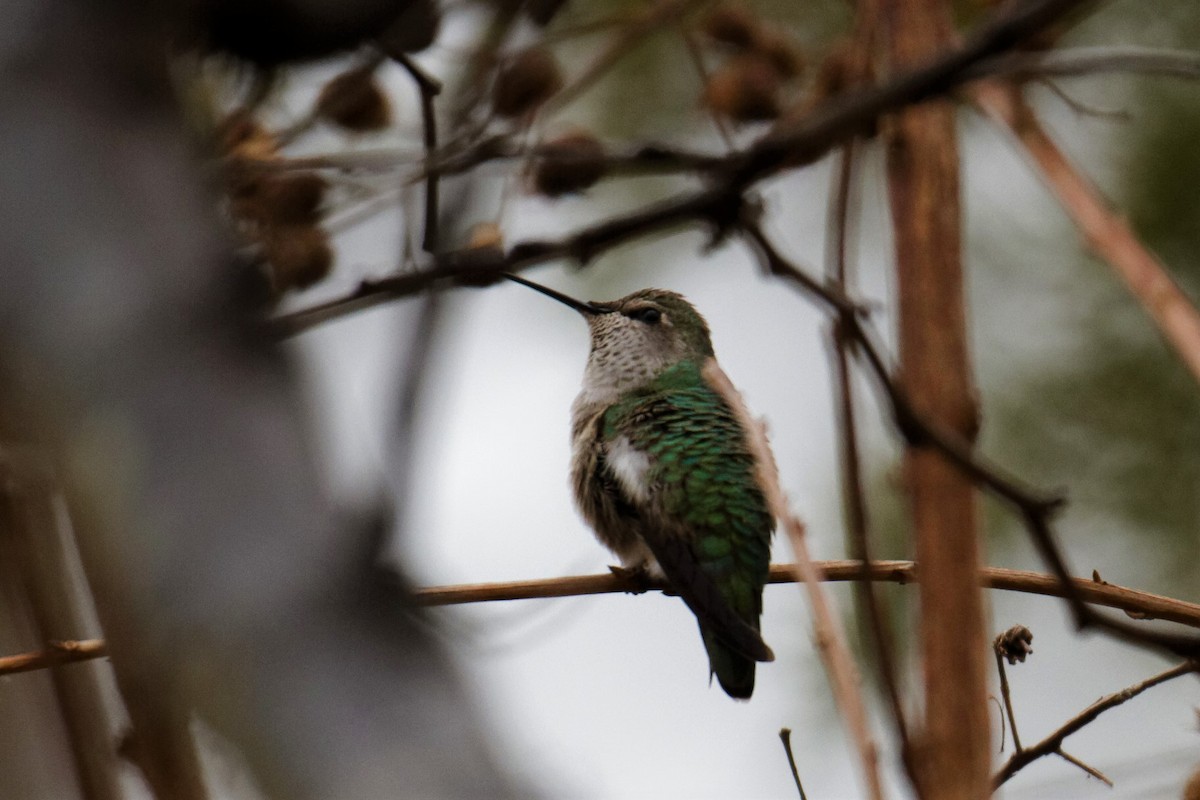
[492,47,564,119]
[217,111,278,160]
[700,5,760,51]
[257,173,328,226]
[263,225,334,292]
[704,55,782,123]
[315,67,391,133]
[531,131,607,197]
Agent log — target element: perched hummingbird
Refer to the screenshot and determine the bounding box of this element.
[505,273,775,699]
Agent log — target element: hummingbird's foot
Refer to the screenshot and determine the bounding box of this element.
[608,564,654,595]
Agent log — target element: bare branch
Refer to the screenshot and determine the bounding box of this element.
[266,0,1094,337]
[969,46,1200,83]
[993,661,1199,788]
[0,639,108,677]
[703,362,884,800]
[975,82,1200,387]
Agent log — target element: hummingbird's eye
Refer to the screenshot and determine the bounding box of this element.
[628,307,662,325]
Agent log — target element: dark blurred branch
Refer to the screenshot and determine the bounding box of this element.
[267,0,1092,336]
[967,46,1200,82]
[740,220,1200,662]
[778,728,810,800]
[992,660,1199,788]
[825,142,911,751]
[395,53,442,253]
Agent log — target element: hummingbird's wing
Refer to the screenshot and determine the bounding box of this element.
[602,360,775,666]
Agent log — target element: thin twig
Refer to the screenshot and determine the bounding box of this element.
[992,660,1199,788]
[1057,749,1113,786]
[266,0,1093,337]
[6,563,1200,677]
[968,46,1200,83]
[541,0,704,115]
[779,728,810,800]
[994,651,1024,752]
[825,141,910,748]
[0,639,107,677]
[740,220,1200,660]
[702,361,884,800]
[395,53,443,254]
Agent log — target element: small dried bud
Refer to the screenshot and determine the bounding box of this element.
[468,222,504,251]
[531,131,607,197]
[704,55,781,123]
[701,5,760,51]
[263,225,334,292]
[258,173,328,226]
[315,67,391,133]
[752,31,805,80]
[492,47,563,119]
[994,625,1034,665]
[217,111,278,160]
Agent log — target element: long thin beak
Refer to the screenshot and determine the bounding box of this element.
[502,273,606,316]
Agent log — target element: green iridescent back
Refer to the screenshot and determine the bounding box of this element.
[602,358,774,696]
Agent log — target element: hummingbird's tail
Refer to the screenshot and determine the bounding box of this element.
[703,628,759,700]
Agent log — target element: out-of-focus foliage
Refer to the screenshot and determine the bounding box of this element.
[983,2,1200,592]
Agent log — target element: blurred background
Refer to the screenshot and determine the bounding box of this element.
[1,0,1198,798]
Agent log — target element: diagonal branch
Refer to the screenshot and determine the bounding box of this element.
[267,0,1094,338]
[974,81,1200,386]
[992,660,1200,788]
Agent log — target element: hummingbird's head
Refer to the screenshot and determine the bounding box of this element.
[504,274,715,402]
[582,288,715,389]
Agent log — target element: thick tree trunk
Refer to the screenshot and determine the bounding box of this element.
[881,1,991,797]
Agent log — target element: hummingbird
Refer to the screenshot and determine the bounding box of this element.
[505,273,775,699]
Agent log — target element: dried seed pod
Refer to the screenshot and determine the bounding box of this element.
[217,111,278,160]
[263,225,334,292]
[258,173,328,226]
[700,5,760,51]
[315,67,391,132]
[752,30,805,80]
[704,55,781,123]
[492,47,563,119]
[531,131,607,197]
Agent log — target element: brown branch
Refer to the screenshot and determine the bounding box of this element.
[394,53,442,254]
[968,46,1200,83]
[884,0,991,792]
[779,728,810,800]
[0,639,107,677]
[974,82,1200,387]
[703,362,884,800]
[267,0,1093,337]
[992,660,1199,788]
[6,563,1200,677]
[826,141,911,749]
[741,219,1200,661]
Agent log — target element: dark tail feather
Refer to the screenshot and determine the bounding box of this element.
[703,629,756,699]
